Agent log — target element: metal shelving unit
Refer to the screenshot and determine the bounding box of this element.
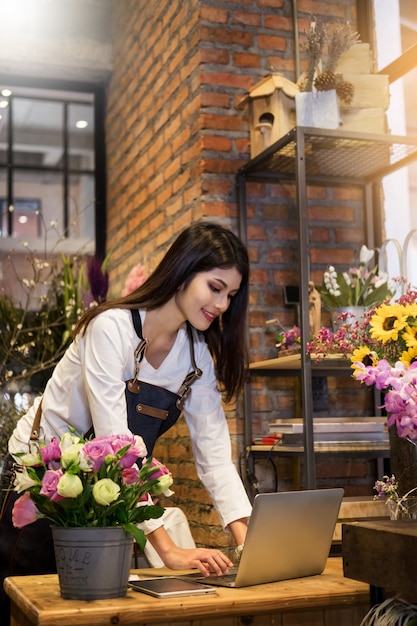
[236,126,417,490]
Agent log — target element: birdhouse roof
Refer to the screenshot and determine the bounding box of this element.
[237,74,299,109]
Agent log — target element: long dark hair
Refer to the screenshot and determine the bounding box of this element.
[75,221,250,401]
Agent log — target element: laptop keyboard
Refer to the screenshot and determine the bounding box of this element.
[181,567,238,584]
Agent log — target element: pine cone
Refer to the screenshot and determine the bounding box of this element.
[313,70,337,92]
[336,79,354,105]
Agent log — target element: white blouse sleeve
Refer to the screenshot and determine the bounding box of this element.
[80,311,135,436]
[182,340,252,529]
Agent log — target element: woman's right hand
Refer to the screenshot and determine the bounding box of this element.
[146,526,233,575]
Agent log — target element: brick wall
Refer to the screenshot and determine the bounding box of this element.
[106,0,377,553]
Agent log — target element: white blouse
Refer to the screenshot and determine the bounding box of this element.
[9,308,252,531]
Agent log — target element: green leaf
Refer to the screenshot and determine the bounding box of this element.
[123,522,146,550]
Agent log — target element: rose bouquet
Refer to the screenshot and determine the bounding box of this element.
[11,430,173,550]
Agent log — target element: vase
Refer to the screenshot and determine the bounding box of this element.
[295,90,340,129]
[330,306,367,332]
[51,526,134,600]
[388,423,417,497]
[387,497,417,521]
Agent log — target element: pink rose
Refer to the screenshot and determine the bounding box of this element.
[121,264,148,296]
[109,435,147,468]
[40,437,62,467]
[40,469,65,501]
[147,458,174,496]
[12,492,40,528]
[122,467,139,485]
[82,439,114,471]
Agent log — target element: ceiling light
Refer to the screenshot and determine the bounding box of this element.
[0,100,9,109]
[75,120,88,129]
[18,216,28,224]
[1,89,12,97]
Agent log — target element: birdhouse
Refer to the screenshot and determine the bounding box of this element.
[238,74,299,158]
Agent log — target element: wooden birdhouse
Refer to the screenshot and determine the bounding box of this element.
[238,74,299,158]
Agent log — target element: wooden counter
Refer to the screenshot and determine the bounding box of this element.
[343,520,417,600]
[5,558,370,626]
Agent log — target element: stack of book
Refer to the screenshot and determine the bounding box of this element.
[268,417,389,448]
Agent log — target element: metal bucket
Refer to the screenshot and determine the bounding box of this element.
[52,526,133,600]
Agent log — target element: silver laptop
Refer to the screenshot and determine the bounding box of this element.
[185,488,343,588]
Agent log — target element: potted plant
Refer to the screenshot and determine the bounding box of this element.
[12,429,173,599]
[296,18,358,128]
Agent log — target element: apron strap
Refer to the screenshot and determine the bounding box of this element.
[30,400,43,441]
[130,309,202,402]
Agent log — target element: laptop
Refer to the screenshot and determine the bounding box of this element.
[183,488,343,588]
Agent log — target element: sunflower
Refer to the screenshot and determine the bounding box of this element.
[350,346,378,367]
[369,303,408,343]
[400,345,417,367]
[403,325,417,347]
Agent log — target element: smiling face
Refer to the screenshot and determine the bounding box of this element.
[175,267,242,331]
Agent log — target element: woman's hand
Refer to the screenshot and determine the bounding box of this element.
[161,545,233,575]
[146,527,233,575]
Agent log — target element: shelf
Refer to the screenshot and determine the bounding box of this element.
[249,442,390,455]
[249,354,347,372]
[238,127,417,185]
[238,127,417,490]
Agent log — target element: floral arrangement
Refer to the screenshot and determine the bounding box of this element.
[374,474,417,520]
[298,17,360,104]
[12,430,173,550]
[349,291,417,440]
[308,286,417,440]
[316,245,392,310]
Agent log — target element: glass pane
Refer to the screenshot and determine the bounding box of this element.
[69,173,95,240]
[68,102,94,171]
[8,198,41,238]
[13,97,64,168]
[14,169,64,245]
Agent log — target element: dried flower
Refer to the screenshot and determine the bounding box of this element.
[374,474,417,519]
[299,17,359,103]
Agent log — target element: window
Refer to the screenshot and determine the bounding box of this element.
[372,0,417,286]
[0,84,98,250]
[0,80,106,306]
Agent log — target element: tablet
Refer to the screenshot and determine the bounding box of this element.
[128,577,217,598]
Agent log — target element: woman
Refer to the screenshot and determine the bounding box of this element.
[0,221,252,612]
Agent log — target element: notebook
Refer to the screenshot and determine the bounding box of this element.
[183,488,343,588]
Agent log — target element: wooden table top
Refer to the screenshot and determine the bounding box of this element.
[5,558,370,626]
